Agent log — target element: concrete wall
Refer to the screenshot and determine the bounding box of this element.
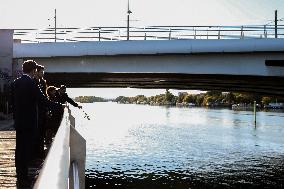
[0,30,13,117]
[0,30,13,92]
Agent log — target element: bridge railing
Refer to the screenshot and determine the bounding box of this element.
[13,24,284,43]
[33,107,86,189]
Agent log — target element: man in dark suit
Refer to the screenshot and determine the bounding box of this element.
[34,65,48,160]
[11,60,62,187]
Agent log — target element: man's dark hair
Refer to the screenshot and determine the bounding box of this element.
[37,65,45,71]
[22,60,38,73]
[46,86,57,97]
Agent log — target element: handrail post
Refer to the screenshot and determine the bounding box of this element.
[275,10,278,38]
[264,25,267,38]
[98,27,101,41]
[240,26,244,39]
[207,29,208,39]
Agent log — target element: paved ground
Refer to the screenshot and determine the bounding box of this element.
[0,119,49,188]
[0,119,16,189]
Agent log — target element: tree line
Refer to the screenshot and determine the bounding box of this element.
[73,91,283,107]
[74,96,107,103]
[114,90,283,107]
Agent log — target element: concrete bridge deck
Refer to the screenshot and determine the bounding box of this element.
[12,39,284,95]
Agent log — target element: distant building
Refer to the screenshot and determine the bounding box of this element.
[264,103,284,109]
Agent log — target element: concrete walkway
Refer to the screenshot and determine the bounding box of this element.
[0,119,50,188]
[0,119,16,189]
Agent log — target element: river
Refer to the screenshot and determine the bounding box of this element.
[70,102,284,189]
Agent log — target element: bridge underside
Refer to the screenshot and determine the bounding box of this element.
[45,73,284,96]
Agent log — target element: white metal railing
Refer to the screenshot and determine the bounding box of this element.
[13,24,284,43]
[33,107,86,189]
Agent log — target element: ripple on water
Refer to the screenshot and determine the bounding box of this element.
[72,103,284,189]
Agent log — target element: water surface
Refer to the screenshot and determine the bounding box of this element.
[71,102,284,189]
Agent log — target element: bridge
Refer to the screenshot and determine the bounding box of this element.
[1,26,284,95]
[12,38,284,95]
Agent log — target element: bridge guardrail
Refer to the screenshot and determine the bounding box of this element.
[33,107,86,189]
[13,25,284,43]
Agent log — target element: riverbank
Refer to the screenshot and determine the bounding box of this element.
[116,102,284,112]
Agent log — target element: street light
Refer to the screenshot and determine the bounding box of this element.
[55,9,57,42]
[275,10,278,38]
[127,0,132,40]
[47,9,57,42]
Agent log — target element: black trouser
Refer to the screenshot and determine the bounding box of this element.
[35,114,46,159]
[16,130,36,183]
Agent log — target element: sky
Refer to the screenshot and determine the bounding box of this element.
[2,0,284,98]
[1,0,283,28]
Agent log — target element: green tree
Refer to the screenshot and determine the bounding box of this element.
[261,96,272,105]
[195,94,205,106]
[222,92,235,104]
[115,96,125,102]
[206,91,222,97]
[177,92,187,103]
[234,93,254,104]
[183,94,195,103]
[164,89,175,103]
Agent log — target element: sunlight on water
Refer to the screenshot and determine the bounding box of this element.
[70,102,284,188]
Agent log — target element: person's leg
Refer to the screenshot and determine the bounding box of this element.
[34,113,46,159]
[16,132,31,187]
[38,118,46,159]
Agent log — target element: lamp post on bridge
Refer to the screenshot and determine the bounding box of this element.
[48,9,57,42]
[55,9,57,42]
[275,10,278,38]
[127,0,132,40]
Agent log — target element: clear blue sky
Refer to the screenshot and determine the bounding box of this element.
[2,0,283,98]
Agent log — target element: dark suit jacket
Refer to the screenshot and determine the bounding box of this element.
[34,78,47,96]
[34,78,48,119]
[11,75,61,132]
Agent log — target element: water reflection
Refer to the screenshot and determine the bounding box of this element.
[71,102,284,188]
[86,156,284,189]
